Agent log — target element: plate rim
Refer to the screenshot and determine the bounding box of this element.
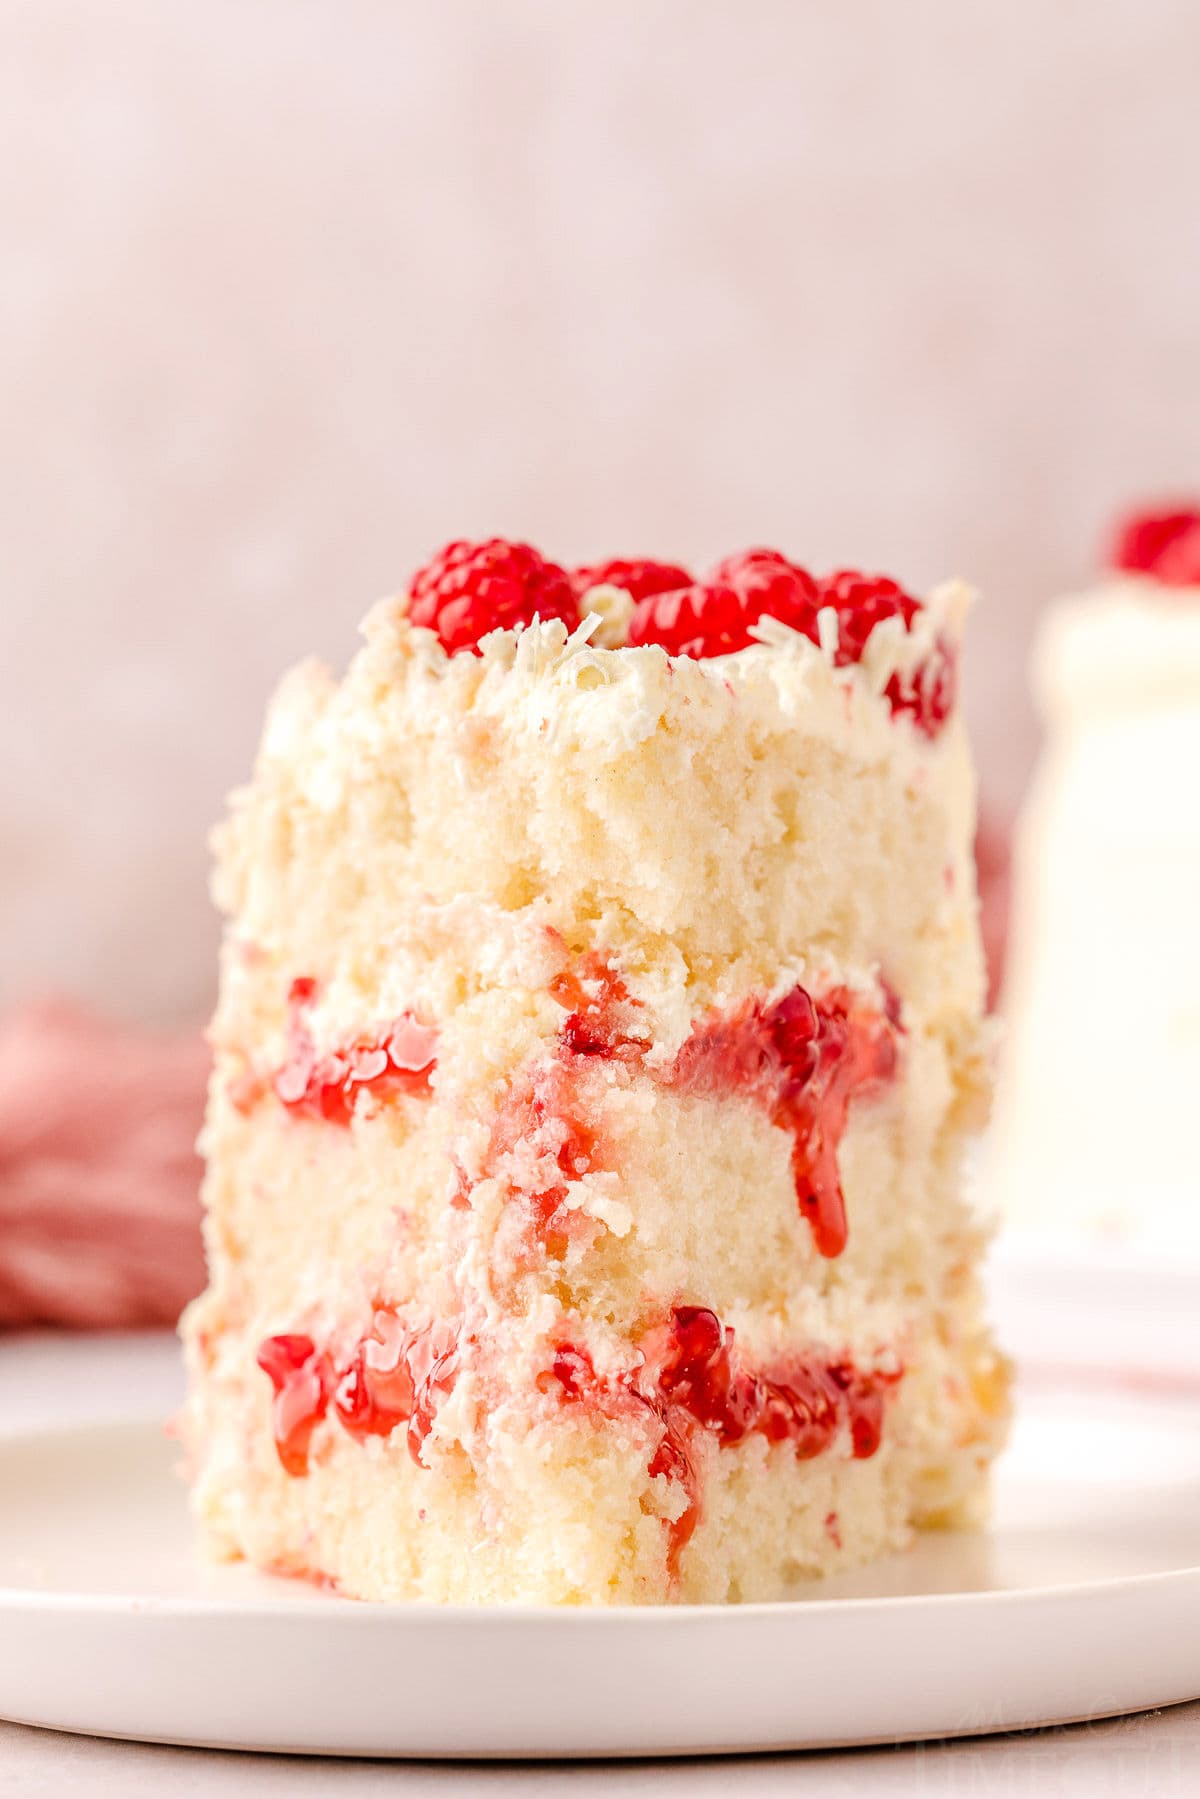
[2,1414,1198,1625]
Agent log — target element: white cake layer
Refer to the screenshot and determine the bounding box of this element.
[213,595,984,1057]
[186,1046,1003,1603]
[187,1340,999,1606]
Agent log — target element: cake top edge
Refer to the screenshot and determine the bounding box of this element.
[1028,499,1200,722]
[378,572,974,671]
[248,546,977,796]
[1035,578,1200,721]
[350,574,975,751]
[343,537,976,746]
[394,534,971,662]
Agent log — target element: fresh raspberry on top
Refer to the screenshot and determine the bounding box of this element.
[627,580,760,657]
[409,538,956,734]
[628,548,818,658]
[408,539,579,654]
[818,570,920,666]
[711,549,821,635]
[819,570,953,739]
[886,648,956,738]
[571,558,693,603]
[1108,504,1200,587]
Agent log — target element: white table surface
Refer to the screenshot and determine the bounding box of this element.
[2,1329,1198,1795]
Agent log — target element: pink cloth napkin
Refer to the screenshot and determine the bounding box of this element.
[0,1001,208,1329]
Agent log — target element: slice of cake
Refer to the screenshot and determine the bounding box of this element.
[181,540,1008,1605]
[994,503,1200,1251]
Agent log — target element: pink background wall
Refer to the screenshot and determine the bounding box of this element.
[4,1,1198,1023]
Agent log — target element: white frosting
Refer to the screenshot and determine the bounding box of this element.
[992,578,1200,1246]
[1035,578,1200,724]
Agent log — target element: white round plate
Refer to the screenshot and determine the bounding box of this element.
[1,1381,1198,1759]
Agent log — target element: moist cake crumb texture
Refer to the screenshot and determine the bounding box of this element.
[181,539,1009,1604]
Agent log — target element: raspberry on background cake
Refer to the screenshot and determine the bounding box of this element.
[180,538,1008,1605]
[992,502,1200,1252]
[1108,502,1200,588]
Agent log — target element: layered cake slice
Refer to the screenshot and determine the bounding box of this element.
[181,541,1008,1604]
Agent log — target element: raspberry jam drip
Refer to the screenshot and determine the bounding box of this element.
[671,982,899,1258]
[488,957,897,1263]
[258,1313,460,1476]
[551,1305,899,1572]
[1109,503,1200,587]
[256,1334,333,1477]
[332,1312,417,1445]
[272,978,437,1125]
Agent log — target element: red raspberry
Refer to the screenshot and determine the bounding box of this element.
[407,539,578,654]
[819,570,953,739]
[1109,504,1200,587]
[818,570,920,666]
[628,581,759,657]
[628,547,819,658]
[571,558,693,603]
[885,645,956,737]
[710,549,820,638]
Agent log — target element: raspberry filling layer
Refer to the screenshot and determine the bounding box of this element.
[540,964,900,1260]
[255,1334,334,1477]
[257,1312,460,1477]
[670,983,900,1259]
[270,978,437,1125]
[550,1304,900,1571]
[258,1305,899,1580]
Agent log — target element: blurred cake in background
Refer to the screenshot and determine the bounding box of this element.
[992,504,1200,1257]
